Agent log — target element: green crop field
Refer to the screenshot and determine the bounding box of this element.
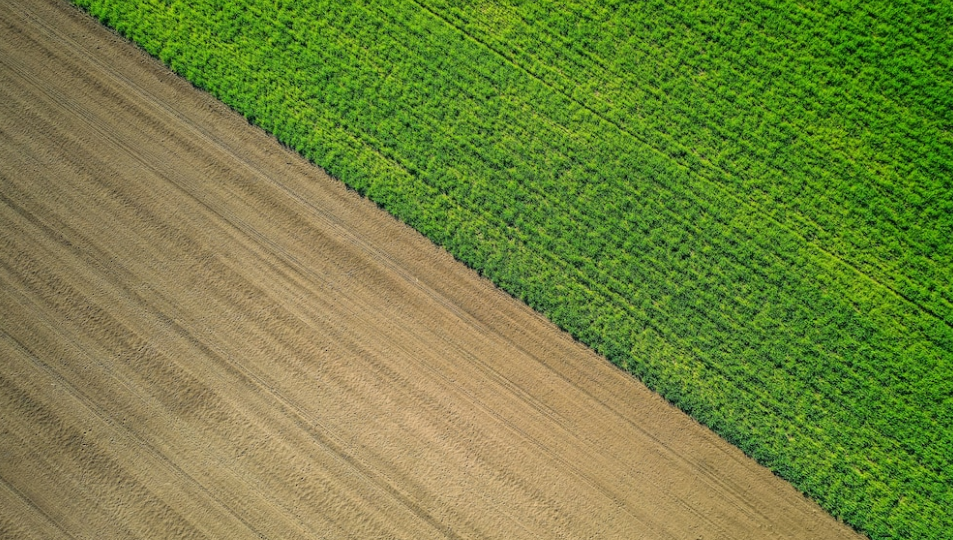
[72,0,952,537]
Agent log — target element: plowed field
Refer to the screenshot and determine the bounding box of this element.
[0,1,865,538]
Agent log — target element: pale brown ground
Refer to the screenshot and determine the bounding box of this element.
[0,1,867,538]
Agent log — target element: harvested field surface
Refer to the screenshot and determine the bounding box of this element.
[0,1,866,538]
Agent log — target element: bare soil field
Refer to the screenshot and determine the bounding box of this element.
[0,1,867,538]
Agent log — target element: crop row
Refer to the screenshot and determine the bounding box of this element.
[422,0,953,327]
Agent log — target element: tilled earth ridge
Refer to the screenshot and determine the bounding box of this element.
[0,0,866,538]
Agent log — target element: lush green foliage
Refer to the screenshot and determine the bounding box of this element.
[74,0,952,537]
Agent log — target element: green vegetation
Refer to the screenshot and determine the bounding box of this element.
[73,0,952,537]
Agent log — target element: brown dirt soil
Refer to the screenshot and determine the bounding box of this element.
[0,1,867,538]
